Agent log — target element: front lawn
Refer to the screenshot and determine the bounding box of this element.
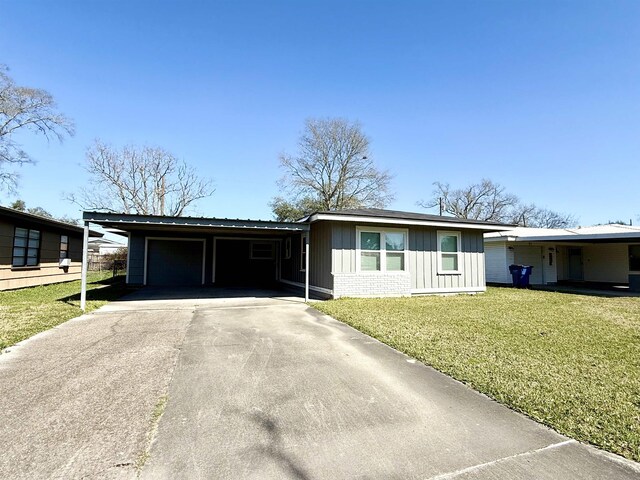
[0,273,129,351]
[314,288,640,462]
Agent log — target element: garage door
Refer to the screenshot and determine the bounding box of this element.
[146,239,204,286]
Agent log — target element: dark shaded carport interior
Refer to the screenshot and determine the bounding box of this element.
[81,212,310,296]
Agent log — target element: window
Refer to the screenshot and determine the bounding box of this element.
[630,245,640,271]
[437,231,461,274]
[12,228,40,267]
[300,234,308,271]
[251,242,274,260]
[60,235,69,259]
[357,228,407,272]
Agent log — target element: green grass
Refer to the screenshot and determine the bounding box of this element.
[0,272,130,350]
[314,288,640,462]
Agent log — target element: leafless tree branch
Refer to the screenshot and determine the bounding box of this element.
[65,140,214,216]
[272,118,394,221]
[0,65,74,193]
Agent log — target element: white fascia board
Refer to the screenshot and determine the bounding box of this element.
[308,213,511,231]
[484,236,518,243]
[517,232,640,242]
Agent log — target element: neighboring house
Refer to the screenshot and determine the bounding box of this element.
[83,208,510,299]
[0,206,101,290]
[87,237,127,259]
[484,225,640,290]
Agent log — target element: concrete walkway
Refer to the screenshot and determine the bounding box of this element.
[1,288,638,479]
[138,292,640,479]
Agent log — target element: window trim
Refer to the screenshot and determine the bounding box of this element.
[437,230,462,275]
[250,241,274,260]
[12,227,41,268]
[355,226,408,273]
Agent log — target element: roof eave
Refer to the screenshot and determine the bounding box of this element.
[306,212,513,231]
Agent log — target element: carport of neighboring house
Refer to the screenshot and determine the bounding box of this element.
[79,212,311,306]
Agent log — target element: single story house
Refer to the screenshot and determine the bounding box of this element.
[0,206,101,290]
[81,208,510,304]
[87,237,127,258]
[484,225,640,290]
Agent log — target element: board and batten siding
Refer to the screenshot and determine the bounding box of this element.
[0,220,83,290]
[409,227,485,293]
[280,225,333,293]
[330,222,486,295]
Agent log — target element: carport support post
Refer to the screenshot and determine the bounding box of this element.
[80,222,89,311]
[304,234,309,302]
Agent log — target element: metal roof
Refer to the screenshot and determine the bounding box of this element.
[82,211,310,232]
[485,224,640,243]
[303,208,514,231]
[0,206,102,237]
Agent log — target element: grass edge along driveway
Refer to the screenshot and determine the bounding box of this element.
[0,272,128,351]
[313,287,640,463]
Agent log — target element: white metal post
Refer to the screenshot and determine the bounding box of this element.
[304,235,310,302]
[80,223,89,311]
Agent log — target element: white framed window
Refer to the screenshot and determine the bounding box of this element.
[250,242,274,260]
[284,237,291,260]
[300,234,308,271]
[437,230,462,274]
[356,227,408,272]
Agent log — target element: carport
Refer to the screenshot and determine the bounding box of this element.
[79,212,311,309]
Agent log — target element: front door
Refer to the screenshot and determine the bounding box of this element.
[567,247,583,281]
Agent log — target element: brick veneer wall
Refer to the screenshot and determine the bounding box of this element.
[333,272,411,298]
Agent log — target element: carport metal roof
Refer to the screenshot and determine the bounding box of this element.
[82,211,310,233]
[79,212,310,310]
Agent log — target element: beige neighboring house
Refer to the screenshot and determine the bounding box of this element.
[484,224,640,291]
[0,206,101,290]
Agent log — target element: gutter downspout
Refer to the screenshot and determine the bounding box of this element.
[305,234,310,302]
[80,222,90,311]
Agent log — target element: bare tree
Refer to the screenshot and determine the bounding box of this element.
[67,141,214,216]
[509,203,577,228]
[418,179,518,222]
[271,118,393,221]
[418,179,578,228]
[0,65,74,193]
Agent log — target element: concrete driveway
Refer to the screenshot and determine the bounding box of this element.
[137,289,639,480]
[1,288,638,479]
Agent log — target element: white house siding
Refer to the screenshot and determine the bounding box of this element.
[513,245,544,284]
[583,243,629,283]
[485,243,511,283]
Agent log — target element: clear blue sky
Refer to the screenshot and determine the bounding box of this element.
[1,0,639,225]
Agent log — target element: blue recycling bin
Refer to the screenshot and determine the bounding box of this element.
[520,265,533,288]
[509,265,534,288]
[509,264,522,287]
